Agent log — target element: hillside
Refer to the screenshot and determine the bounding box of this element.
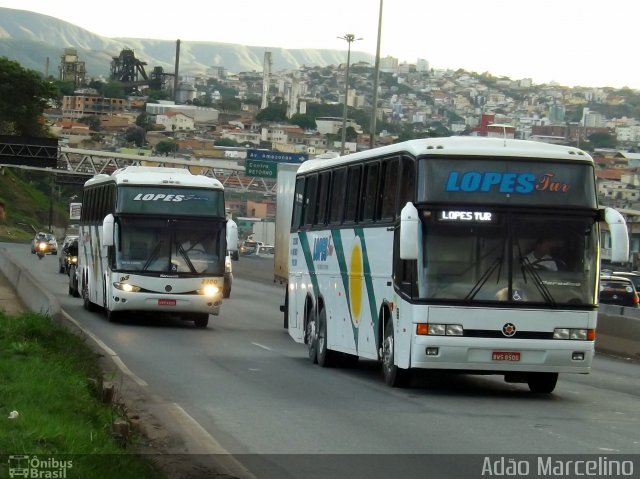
[0,7,374,78]
[0,168,80,242]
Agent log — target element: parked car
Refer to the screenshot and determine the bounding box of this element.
[612,271,640,291]
[58,238,78,274]
[239,240,263,256]
[68,263,80,297]
[31,232,57,255]
[599,275,640,307]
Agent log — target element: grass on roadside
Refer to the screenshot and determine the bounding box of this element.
[0,311,165,478]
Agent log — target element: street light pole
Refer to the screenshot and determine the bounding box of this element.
[369,0,383,150]
[338,33,362,156]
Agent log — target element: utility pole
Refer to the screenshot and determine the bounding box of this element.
[369,0,383,150]
[338,34,362,156]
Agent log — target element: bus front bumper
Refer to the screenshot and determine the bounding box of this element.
[411,336,594,374]
[110,291,222,316]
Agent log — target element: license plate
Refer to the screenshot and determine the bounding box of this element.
[492,351,521,361]
[158,299,176,306]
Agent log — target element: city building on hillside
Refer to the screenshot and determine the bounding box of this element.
[62,95,126,119]
[146,101,219,124]
[155,112,195,132]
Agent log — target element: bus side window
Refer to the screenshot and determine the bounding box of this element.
[393,226,415,297]
[315,171,331,226]
[397,157,415,215]
[291,178,305,230]
[328,167,347,225]
[303,174,318,228]
[344,165,362,224]
[360,161,380,223]
[379,157,399,221]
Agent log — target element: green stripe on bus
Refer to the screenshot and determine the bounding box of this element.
[331,229,359,349]
[298,232,320,297]
[355,227,379,348]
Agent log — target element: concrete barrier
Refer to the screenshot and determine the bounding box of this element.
[1,246,638,359]
[596,304,640,359]
[0,247,61,319]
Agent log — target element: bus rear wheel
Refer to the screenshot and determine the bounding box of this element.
[527,372,558,393]
[382,318,411,387]
[317,308,338,367]
[306,308,318,364]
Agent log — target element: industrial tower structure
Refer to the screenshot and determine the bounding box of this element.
[261,52,272,110]
[59,48,86,87]
[110,48,150,95]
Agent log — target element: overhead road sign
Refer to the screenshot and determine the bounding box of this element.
[246,149,308,164]
[246,159,277,178]
[0,136,58,168]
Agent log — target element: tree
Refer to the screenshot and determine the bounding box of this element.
[124,125,145,147]
[135,113,155,131]
[215,138,240,147]
[78,115,101,132]
[102,81,126,99]
[588,132,617,149]
[155,140,178,156]
[289,113,316,130]
[0,57,57,136]
[256,104,287,122]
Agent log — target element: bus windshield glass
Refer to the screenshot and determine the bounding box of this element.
[417,212,598,306]
[114,217,226,275]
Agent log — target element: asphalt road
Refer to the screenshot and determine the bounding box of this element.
[2,243,640,479]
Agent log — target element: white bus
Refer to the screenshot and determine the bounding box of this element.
[77,166,236,328]
[284,137,629,392]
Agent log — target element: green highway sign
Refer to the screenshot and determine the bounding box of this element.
[245,159,277,178]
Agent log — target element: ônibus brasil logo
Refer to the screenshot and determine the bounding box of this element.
[8,455,73,478]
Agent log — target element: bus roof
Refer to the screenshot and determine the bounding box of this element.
[297,137,593,175]
[84,166,224,189]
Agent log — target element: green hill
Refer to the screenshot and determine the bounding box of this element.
[0,167,82,242]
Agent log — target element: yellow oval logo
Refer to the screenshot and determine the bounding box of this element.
[349,239,363,327]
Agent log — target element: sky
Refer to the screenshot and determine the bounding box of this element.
[2,0,639,89]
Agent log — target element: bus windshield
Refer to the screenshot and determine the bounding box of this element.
[417,212,598,306]
[114,217,226,275]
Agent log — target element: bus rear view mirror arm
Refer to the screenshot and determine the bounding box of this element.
[603,207,629,263]
[400,202,420,260]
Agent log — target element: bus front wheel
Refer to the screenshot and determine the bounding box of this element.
[527,372,558,394]
[382,318,411,388]
[193,313,209,328]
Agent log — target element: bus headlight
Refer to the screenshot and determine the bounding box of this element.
[113,282,141,293]
[553,328,592,340]
[416,324,464,336]
[199,284,221,297]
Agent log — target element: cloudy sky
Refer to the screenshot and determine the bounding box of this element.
[2,0,638,89]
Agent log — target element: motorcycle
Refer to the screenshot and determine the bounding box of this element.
[36,241,47,259]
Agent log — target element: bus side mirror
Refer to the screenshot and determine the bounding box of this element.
[102,214,114,247]
[400,202,419,260]
[226,218,238,259]
[603,207,629,263]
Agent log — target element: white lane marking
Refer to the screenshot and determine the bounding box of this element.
[61,309,148,387]
[252,342,273,351]
[168,403,257,479]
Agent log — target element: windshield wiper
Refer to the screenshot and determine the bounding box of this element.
[465,256,502,302]
[142,241,164,272]
[519,256,556,305]
[176,242,197,274]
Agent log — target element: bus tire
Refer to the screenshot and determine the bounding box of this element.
[106,309,121,323]
[382,318,411,387]
[317,307,337,367]
[283,289,289,329]
[82,280,97,312]
[193,313,209,328]
[306,308,318,364]
[526,372,558,393]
